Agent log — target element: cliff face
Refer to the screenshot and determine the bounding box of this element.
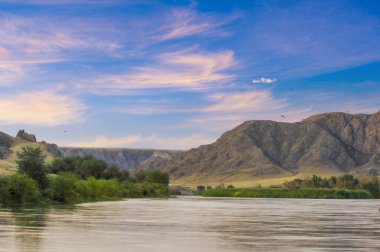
[59,147,183,171]
[0,132,13,159]
[144,111,380,180]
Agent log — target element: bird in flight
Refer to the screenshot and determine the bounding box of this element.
[281,115,286,118]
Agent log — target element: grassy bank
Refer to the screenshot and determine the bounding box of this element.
[202,188,373,199]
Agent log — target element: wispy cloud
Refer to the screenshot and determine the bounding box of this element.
[157,7,236,41]
[0,14,120,57]
[0,90,86,126]
[91,49,235,92]
[205,90,286,113]
[66,135,142,148]
[252,77,277,84]
[117,89,286,115]
[0,63,24,86]
[63,133,215,149]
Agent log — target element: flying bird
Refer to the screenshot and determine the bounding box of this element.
[281,115,286,118]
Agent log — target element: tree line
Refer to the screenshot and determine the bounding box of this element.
[283,174,379,198]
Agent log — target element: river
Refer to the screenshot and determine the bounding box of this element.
[0,197,379,252]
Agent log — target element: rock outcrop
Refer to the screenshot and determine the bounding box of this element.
[0,132,13,159]
[144,111,380,179]
[16,130,37,142]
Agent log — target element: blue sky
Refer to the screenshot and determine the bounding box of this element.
[0,0,379,149]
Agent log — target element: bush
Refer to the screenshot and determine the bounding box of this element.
[121,182,169,198]
[0,175,41,205]
[48,173,81,204]
[84,177,122,200]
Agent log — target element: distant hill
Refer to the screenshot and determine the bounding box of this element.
[59,147,182,171]
[0,130,183,174]
[142,111,380,187]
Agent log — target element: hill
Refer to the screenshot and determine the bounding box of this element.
[59,147,182,171]
[0,130,60,174]
[142,111,380,187]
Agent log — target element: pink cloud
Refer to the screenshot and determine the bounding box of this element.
[0,90,86,126]
[93,49,235,92]
[0,47,9,56]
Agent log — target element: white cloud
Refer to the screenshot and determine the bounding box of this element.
[92,49,235,92]
[0,90,86,126]
[252,77,277,84]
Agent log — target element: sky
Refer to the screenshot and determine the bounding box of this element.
[0,0,380,149]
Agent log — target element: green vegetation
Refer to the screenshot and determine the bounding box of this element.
[0,147,170,206]
[202,174,379,199]
[16,146,49,189]
[202,187,372,199]
[283,174,380,198]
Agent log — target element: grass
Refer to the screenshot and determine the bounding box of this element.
[202,188,373,199]
[171,171,345,189]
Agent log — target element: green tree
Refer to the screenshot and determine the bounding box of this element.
[79,156,108,179]
[16,147,49,189]
[49,156,80,174]
[361,177,380,198]
[134,170,147,182]
[146,170,169,185]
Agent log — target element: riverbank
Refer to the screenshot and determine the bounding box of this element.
[202,188,373,199]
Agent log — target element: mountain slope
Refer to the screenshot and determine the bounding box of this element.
[143,111,380,185]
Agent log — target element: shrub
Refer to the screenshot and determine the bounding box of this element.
[48,172,81,204]
[0,175,41,205]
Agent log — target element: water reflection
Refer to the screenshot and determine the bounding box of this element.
[0,197,379,252]
[0,207,47,252]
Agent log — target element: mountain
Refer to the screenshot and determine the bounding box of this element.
[59,147,182,171]
[2,110,380,186]
[142,111,380,186]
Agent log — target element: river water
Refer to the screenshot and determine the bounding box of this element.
[0,197,379,252]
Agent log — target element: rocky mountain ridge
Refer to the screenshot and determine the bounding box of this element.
[142,111,380,183]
